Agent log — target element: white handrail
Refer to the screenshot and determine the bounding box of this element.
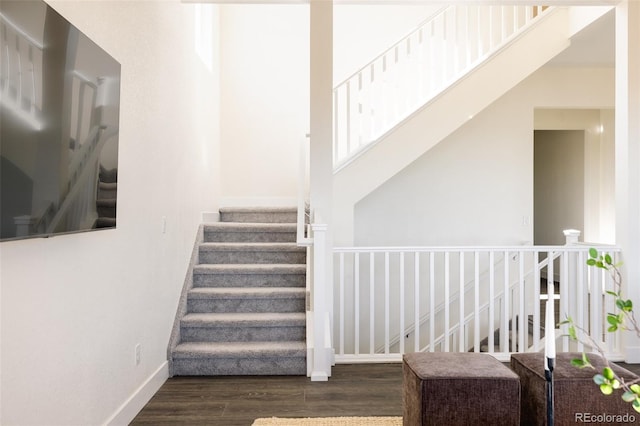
[297,134,312,246]
[333,5,551,167]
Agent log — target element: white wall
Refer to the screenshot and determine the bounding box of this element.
[354,67,614,247]
[219,5,308,206]
[219,4,439,206]
[0,1,220,424]
[333,4,442,84]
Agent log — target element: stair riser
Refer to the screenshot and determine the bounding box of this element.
[187,298,305,313]
[204,231,296,243]
[98,188,117,199]
[193,273,306,288]
[180,326,305,342]
[172,357,306,376]
[220,212,297,224]
[97,206,116,218]
[199,251,306,265]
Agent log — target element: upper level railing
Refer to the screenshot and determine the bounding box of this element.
[333,5,550,168]
[333,238,621,363]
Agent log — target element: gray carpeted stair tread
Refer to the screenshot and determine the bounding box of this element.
[96,198,117,207]
[188,287,305,299]
[204,222,296,232]
[220,207,297,224]
[173,341,306,359]
[194,264,306,274]
[96,217,116,227]
[182,312,305,327]
[99,181,118,190]
[200,242,305,251]
[204,223,298,243]
[199,243,306,265]
[192,264,306,288]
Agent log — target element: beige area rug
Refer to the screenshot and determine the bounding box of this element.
[252,417,402,426]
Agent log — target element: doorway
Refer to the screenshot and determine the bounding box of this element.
[533,129,585,246]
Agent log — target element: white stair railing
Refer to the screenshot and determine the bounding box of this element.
[333,5,549,167]
[297,134,312,247]
[333,241,621,363]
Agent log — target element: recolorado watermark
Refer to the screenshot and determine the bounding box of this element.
[575,412,636,423]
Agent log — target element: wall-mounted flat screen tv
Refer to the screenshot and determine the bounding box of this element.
[1,0,120,241]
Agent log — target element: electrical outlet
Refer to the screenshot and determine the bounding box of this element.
[135,343,141,366]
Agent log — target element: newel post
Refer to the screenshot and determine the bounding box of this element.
[563,229,581,351]
[311,223,331,381]
[563,229,581,246]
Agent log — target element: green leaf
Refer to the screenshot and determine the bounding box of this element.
[606,290,619,297]
[608,325,618,332]
[605,254,613,265]
[622,391,637,402]
[612,379,621,389]
[596,261,604,268]
[603,367,615,380]
[608,315,620,325]
[589,248,598,259]
[630,384,640,394]
[600,383,614,395]
[571,358,585,367]
[568,325,577,340]
[594,374,607,385]
[587,258,597,266]
[625,300,634,311]
[617,300,626,310]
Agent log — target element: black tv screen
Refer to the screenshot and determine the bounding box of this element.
[1,0,121,241]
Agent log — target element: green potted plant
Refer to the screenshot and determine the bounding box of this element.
[562,248,640,412]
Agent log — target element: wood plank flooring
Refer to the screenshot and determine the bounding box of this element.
[131,361,640,426]
[130,363,403,426]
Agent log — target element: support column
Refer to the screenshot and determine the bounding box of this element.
[309,0,333,380]
[309,0,333,226]
[615,0,640,363]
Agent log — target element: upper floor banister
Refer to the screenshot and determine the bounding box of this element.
[332,239,622,363]
[333,4,550,168]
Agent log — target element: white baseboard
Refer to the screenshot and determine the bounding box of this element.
[219,197,297,208]
[103,361,168,426]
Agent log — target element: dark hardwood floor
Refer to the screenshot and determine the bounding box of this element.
[130,363,404,426]
[130,361,640,426]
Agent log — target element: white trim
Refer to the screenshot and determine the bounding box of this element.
[103,362,168,426]
[182,1,619,5]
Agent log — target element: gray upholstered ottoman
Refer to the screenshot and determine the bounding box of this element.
[511,352,639,426]
[403,352,520,426]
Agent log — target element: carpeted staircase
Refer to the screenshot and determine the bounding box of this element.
[170,207,308,376]
[95,166,117,228]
